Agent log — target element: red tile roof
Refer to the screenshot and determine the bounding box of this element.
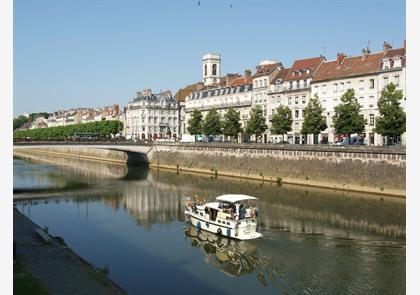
[313,53,383,82]
[383,47,405,59]
[253,62,282,78]
[228,76,253,86]
[284,57,324,81]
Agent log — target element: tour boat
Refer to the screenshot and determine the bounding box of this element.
[184,194,263,240]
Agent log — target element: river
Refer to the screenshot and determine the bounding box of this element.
[13,157,406,294]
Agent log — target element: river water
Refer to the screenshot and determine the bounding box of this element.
[13,157,405,294]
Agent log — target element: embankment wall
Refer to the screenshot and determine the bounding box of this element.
[13,143,406,197]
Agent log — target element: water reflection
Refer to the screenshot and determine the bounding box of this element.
[13,158,406,294]
[185,224,259,278]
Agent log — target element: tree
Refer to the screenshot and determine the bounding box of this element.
[375,83,406,144]
[202,108,222,136]
[333,89,365,139]
[245,106,267,141]
[301,96,327,143]
[223,108,242,140]
[187,109,203,135]
[13,115,29,131]
[271,105,292,141]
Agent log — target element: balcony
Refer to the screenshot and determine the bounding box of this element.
[185,100,252,112]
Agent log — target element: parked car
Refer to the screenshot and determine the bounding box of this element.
[336,136,365,145]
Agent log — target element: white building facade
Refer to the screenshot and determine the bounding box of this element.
[125,89,179,141]
[311,42,406,145]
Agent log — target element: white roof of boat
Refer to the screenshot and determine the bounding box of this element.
[216,194,258,203]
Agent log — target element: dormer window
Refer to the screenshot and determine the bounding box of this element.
[383,60,390,69]
[306,69,310,74]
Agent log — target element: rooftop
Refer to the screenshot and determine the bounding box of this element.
[216,194,258,203]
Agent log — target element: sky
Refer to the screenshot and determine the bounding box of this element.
[13,0,406,116]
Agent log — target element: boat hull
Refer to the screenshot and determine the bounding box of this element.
[185,210,262,240]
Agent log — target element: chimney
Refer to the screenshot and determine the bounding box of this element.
[383,41,392,54]
[361,47,371,59]
[244,69,251,78]
[336,52,345,65]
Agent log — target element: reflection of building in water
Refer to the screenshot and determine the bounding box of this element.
[121,181,186,229]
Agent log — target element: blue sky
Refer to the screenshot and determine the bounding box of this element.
[14,0,405,116]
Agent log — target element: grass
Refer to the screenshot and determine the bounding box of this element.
[14,259,49,295]
[62,181,89,190]
[87,265,110,287]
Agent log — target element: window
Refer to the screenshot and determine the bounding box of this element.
[295,110,299,118]
[369,96,374,108]
[394,75,400,86]
[296,81,300,89]
[359,97,364,108]
[333,98,338,106]
[333,83,338,93]
[204,65,207,76]
[339,83,344,92]
[295,96,299,104]
[303,79,308,87]
[384,77,389,86]
[369,114,375,126]
[302,96,306,104]
[314,86,318,94]
[322,85,326,94]
[212,64,217,75]
[289,81,293,89]
[369,79,375,89]
[359,80,364,90]
[294,122,299,130]
[288,97,292,105]
[263,79,267,87]
[302,110,306,118]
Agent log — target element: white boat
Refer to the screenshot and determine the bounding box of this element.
[184,194,263,240]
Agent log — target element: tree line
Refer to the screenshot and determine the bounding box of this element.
[13,120,124,141]
[13,112,50,131]
[187,83,406,144]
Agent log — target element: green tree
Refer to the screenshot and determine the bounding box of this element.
[245,106,267,141]
[375,83,406,144]
[333,89,365,138]
[271,105,292,141]
[202,108,222,136]
[301,96,327,143]
[13,115,29,131]
[222,108,242,140]
[28,112,49,122]
[187,109,203,135]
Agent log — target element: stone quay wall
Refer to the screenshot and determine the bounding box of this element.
[150,143,406,197]
[13,143,406,197]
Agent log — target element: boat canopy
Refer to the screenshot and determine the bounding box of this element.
[205,202,220,210]
[216,194,258,203]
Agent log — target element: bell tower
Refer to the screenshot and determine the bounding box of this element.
[202,53,221,86]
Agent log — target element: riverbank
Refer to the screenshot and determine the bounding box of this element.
[13,208,126,295]
[13,143,406,197]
